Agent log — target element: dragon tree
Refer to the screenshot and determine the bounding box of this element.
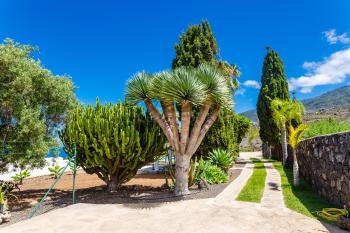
[126,64,232,196]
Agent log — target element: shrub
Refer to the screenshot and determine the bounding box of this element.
[11,170,31,185]
[195,160,228,184]
[48,165,64,179]
[208,149,233,173]
[196,109,250,161]
[60,100,166,191]
[303,118,350,139]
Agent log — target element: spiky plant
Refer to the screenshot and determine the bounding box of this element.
[271,99,304,166]
[288,124,308,186]
[208,149,233,173]
[126,63,232,196]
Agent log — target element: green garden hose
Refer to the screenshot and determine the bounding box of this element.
[316,208,349,222]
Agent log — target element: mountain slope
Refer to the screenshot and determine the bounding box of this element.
[302,85,350,112]
[240,85,350,122]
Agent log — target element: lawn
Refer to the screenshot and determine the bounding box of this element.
[236,158,266,202]
[272,161,334,220]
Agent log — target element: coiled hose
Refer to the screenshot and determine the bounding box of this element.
[316,208,349,222]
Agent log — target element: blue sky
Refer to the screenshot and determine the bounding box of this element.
[1,0,349,113]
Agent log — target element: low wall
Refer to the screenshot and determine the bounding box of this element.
[297,132,350,209]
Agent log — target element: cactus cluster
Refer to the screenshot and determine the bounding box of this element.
[60,99,166,191]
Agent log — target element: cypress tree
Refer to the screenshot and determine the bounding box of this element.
[257,48,290,150]
[172,20,218,69]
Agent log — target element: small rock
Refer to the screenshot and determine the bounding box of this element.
[198,179,210,190]
[1,211,11,222]
[337,216,350,230]
[30,200,38,206]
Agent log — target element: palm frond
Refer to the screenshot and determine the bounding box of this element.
[159,67,206,105]
[126,72,153,104]
[150,71,171,101]
[196,63,233,108]
[271,99,288,129]
[289,124,308,149]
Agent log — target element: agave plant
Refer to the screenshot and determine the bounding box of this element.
[126,64,232,195]
[208,149,234,173]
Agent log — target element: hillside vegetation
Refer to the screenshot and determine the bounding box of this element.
[303,118,350,139]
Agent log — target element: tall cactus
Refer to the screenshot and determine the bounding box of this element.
[60,99,166,191]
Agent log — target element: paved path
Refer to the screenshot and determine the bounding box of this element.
[261,162,284,209]
[1,152,346,233]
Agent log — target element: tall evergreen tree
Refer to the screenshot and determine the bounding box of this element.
[257,48,290,151]
[172,20,218,69]
[172,20,240,91]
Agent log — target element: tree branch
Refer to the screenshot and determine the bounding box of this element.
[190,106,220,155]
[180,101,191,155]
[162,102,180,153]
[186,99,212,155]
[144,99,175,150]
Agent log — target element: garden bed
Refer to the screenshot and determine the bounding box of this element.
[1,167,242,227]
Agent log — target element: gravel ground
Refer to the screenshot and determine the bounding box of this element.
[1,168,242,228]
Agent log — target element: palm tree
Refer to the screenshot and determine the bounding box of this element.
[271,99,304,166]
[288,124,308,186]
[126,64,232,196]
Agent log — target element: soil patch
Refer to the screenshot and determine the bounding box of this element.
[1,168,242,228]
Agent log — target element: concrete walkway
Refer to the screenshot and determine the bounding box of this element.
[1,152,346,233]
[261,162,284,209]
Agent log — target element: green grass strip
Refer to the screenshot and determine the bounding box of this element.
[236,158,266,202]
[272,161,334,220]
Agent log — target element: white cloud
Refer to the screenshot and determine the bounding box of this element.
[243,80,260,89]
[323,29,350,44]
[235,88,246,96]
[289,48,350,93]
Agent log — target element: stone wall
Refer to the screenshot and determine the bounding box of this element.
[297,132,350,209]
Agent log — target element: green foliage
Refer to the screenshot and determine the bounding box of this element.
[236,158,266,202]
[208,149,233,173]
[172,20,240,92]
[271,99,304,130]
[257,48,290,146]
[233,114,251,143]
[289,124,308,149]
[303,118,350,139]
[11,170,31,184]
[195,160,228,184]
[0,39,76,172]
[127,64,232,108]
[196,109,250,161]
[172,20,218,69]
[0,184,17,205]
[247,126,260,147]
[60,100,166,191]
[48,165,64,179]
[272,161,333,220]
